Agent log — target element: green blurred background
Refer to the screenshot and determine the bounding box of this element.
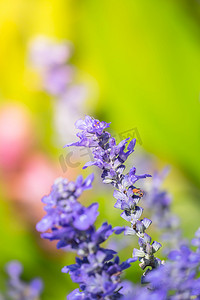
[0,0,200,298]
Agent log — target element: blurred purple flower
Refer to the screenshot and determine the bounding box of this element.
[5,261,43,300]
[143,167,186,254]
[191,227,200,250]
[43,65,74,96]
[145,232,200,299]
[121,228,200,299]
[29,37,96,144]
[29,36,72,68]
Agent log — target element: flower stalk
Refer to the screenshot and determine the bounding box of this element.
[66,116,162,275]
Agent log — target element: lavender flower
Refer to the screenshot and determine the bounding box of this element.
[37,174,135,299]
[143,168,186,254]
[36,174,96,236]
[35,114,200,299]
[120,228,200,300]
[4,261,43,300]
[145,229,200,299]
[65,116,162,276]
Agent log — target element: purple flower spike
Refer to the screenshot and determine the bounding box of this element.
[143,233,200,299]
[37,173,134,299]
[67,116,162,277]
[36,174,97,246]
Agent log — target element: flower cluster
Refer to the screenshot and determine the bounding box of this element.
[143,168,185,254]
[37,174,135,299]
[2,261,43,300]
[34,115,200,299]
[145,227,200,299]
[120,226,200,300]
[36,174,97,241]
[66,116,162,274]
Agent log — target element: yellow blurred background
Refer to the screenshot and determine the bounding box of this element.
[0,0,200,298]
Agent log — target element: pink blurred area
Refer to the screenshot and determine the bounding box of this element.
[0,102,74,230]
[4,152,58,222]
[0,103,34,170]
